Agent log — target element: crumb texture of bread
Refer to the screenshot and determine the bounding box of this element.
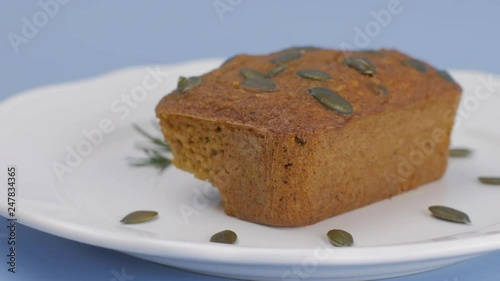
[156,48,462,226]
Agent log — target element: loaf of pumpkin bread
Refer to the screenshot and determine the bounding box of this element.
[156,48,462,226]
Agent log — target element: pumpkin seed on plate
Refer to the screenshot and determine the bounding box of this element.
[449,148,472,157]
[327,229,354,247]
[242,77,277,92]
[240,68,265,79]
[210,230,237,244]
[120,210,158,224]
[271,52,302,65]
[265,64,288,78]
[308,87,353,116]
[177,76,201,93]
[403,59,428,73]
[478,177,500,185]
[344,57,376,76]
[296,69,332,81]
[428,205,471,224]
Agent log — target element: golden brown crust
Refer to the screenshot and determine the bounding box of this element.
[156,49,460,135]
[156,48,462,226]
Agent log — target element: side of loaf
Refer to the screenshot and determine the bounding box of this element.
[156,48,462,226]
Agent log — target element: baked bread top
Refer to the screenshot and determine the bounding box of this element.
[156,48,461,134]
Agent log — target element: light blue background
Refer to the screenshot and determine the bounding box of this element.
[1,0,500,280]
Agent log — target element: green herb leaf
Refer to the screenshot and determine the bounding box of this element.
[128,123,172,171]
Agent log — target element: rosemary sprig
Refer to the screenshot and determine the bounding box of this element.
[132,124,171,150]
[128,123,172,171]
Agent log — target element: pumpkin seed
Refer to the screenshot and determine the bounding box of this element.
[242,77,277,92]
[240,68,265,79]
[428,206,471,224]
[449,148,472,157]
[478,177,500,185]
[344,57,376,76]
[437,70,455,83]
[120,210,158,224]
[177,76,201,93]
[327,229,354,247]
[359,49,385,56]
[308,87,353,116]
[296,69,332,81]
[403,59,428,73]
[265,64,288,78]
[177,76,188,89]
[210,230,237,244]
[281,46,320,54]
[271,52,302,65]
[373,85,388,96]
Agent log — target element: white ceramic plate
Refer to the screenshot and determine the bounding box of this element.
[1,60,500,281]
